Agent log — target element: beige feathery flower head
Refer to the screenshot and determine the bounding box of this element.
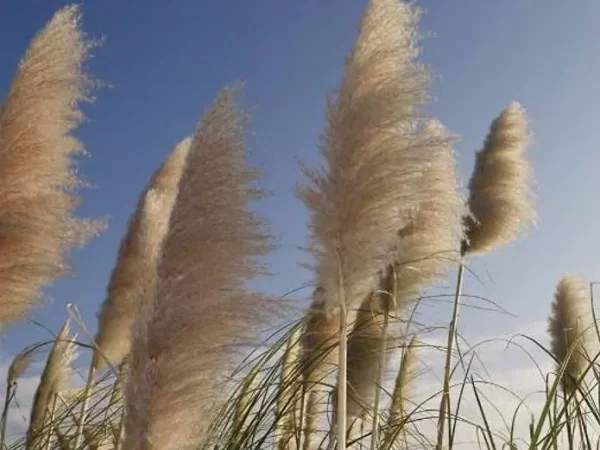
[93,138,190,370]
[346,294,388,419]
[465,102,536,255]
[27,321,78,448]
[124,86,272,450]
[548,274,594,393]
[382,336,418,449]
[298,0,437,313]
[0,4,103,329]
[301,287,341,388]
[393,119,464,302]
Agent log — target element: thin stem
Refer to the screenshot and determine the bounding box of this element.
[336,250,348,450]
[576,399,592,450]
[0,384,13,450]
[73,359,95,449]
[337,307,348,450]
[564,396,574,450]
[436,257,466,450]
[370,298,391,450]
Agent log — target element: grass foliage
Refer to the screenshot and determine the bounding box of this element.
[0,1,596,450]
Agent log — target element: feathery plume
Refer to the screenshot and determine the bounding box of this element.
[346,283,393,419]
[7,346,34,388]
[124,86,272,450]
[0,5,102,328]
[299,290,340,450]
[394,120,464,302]
[548,274,593,393]
[465,102,535,254]
[384,336,418,448]
[298,2,437,446]
[93,138,190,369]
[27,321,77,448]
[297,0,435,313]
[301,391,321,450]
[276,328,302,450]
[301,288,340,387]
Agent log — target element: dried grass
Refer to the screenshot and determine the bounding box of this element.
[27,321,77,448]
[394,120,464,302]
[466,102,535,254]
[0,4,103,328]
[346,270,396,419]
[298,0,437,313]
[548,274,594,394]
[7,346,34,388]
[384,335,418,447]
[301,288,341,387]
[124,86,272,450]
[94,138,190,369]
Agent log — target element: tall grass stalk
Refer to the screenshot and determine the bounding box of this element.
[337,259,348,450]
[436,101,534,450]
[436,258,465,450]
[0,385,13,450]
[383,336,418,450]
[298,1,436,447]
[43,394,58,450]
[1,347,33,450]
[73,362,95,449]
[275,328,301,450]
[369,270,396,450]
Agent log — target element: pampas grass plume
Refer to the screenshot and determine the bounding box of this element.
[0,4,102,328]
[93,138,190,369]
[548,274,593,393]
[27,321,77,448]
[298,0,435,312]
[394,120,464,302]
[124,86,272,450]
[346,284,392,419]
[387,336,418,431]
[301,289,341,386]
[465,102,535,254]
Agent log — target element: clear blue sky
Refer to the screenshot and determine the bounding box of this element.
[1,0,600,358]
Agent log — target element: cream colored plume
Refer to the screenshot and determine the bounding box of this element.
[93,138,190,369]
[394,119,464,302]
[548,274,594,393]
[0,4,103,329]
[383,336,418,447]
[124,86,272,450]
[301,288,341,387]
[276,328,302,450]
[27,321,77,448]
[298,0,438,313]
[346,271,396,419]
[465,102,535,254]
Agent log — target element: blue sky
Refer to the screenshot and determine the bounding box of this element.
[1,0,600,363]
